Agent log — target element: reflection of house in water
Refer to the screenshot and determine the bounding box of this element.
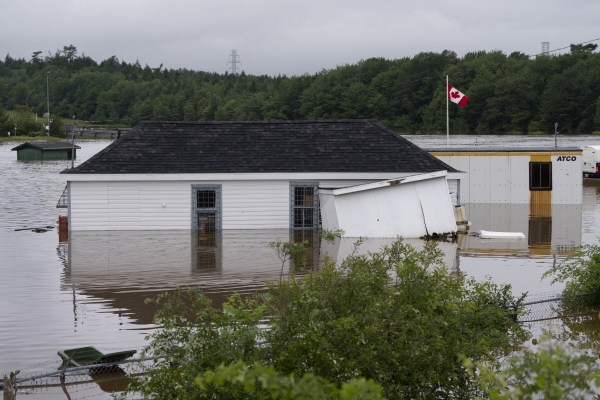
[64,230,320,324]
[63,230,459,324]
[193,231,222,272]
[457,204,582,257]
[62,199,582,326]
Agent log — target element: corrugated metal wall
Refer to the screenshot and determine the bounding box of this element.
[433,153,581,204]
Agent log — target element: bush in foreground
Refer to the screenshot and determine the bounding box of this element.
[470,335,600,400]
[126,239,528,399]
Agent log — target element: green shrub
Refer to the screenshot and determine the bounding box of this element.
[470,335,600,400]
[127,239,528,399]
[542,241,600,306]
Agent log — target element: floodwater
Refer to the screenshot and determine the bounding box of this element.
[1,135,600,399]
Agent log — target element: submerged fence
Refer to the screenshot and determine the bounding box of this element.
[2,292,599,399]
[1,355,159,399]
[518,291,599,323]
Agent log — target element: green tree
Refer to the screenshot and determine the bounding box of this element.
[12,104,43,136]
[542,240,600,305]
[0,103,11,136]
[127,239,528,399]
[49,114,64,137]
[471,335,600,400]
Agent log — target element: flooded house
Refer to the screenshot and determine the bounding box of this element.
[12,141,80,160]
[60,120,463,234]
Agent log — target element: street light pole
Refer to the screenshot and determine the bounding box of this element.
[46,71,50,136]
[71,115,76,168]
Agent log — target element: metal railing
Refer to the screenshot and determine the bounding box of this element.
[56,185,68,208]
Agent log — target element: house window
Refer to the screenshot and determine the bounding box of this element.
[290,183,319,229]
[529,162,552,190]
[192,185,221,231]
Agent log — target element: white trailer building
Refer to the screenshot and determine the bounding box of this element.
[61,120,463,232]
[427,147,583,205]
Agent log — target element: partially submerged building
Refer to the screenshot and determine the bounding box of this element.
[12,142,80,161]
[60,120,462,235]
[427,147,583,204]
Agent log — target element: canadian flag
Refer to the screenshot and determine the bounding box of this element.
[448,84,469,107]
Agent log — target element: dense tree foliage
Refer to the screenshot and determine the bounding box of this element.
[1,44,600,134]
[127,240,528,399]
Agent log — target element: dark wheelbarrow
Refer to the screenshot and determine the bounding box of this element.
[58,346,137,369]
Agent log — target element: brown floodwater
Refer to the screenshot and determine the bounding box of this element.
[1,135,600,399]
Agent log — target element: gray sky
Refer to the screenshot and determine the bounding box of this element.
[1,0,599,76]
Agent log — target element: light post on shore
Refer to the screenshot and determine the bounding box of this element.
[46,71,50,136]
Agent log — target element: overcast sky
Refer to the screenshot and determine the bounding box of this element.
[1,0,599,76]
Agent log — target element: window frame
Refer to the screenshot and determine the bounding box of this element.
[529,162,552,191]
[290,182,320,230]
[191,184,222,231]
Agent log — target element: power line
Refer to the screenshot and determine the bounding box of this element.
[529,37,600,58]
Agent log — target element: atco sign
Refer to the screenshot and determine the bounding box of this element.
[556,156,577,161]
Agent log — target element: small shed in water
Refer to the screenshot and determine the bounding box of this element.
[12,142,80,161]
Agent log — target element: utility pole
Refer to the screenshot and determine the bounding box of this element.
[541,42,550,55]
[71,116,77,168]
[227,50,241,75]
[46,71,50,136]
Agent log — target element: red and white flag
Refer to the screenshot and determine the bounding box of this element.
[448,84,469,107]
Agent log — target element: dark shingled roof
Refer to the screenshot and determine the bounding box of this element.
[12,142,81,151]
[61,120,457,174]
[426,147,582,153]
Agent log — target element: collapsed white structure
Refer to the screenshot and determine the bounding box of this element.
[319,171,457,238]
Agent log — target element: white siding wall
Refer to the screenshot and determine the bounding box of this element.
[222,181,289,229]
[71,180,291,231]
[70,175,459,231]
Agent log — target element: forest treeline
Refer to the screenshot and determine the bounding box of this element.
[1,43,600,136]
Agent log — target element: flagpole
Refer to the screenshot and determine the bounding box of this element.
[446,75,449,148]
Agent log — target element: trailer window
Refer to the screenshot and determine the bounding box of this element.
[529,162,552,190]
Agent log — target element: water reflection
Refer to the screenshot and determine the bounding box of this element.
[458,204,581,258]
[59,203,583,325]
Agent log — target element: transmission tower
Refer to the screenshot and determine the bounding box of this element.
[541,42,550,55]
[227,50,241,75]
